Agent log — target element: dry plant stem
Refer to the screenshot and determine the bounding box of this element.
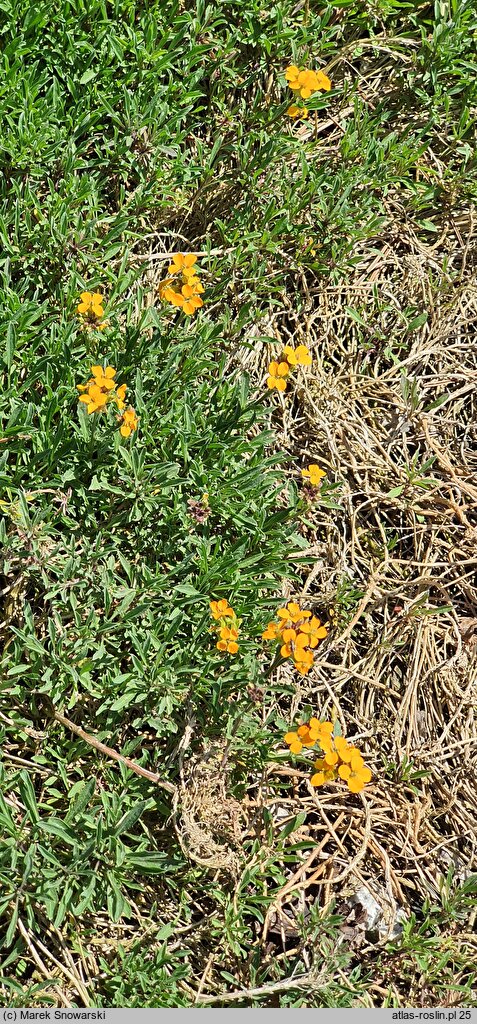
[262,853,334,943]
[16,918,74,1007]
[198,971,322,1004]
[195,953,215,1004]
[52,709,175,795]
[28,927,90,1007]
[420,414,477,504]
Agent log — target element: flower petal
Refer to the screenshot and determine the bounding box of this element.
[284,731,298,745]
[347,776,364,793]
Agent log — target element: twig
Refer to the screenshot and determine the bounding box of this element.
[17,919,73,1007]
[197,971,321,1004]
[50,708,175,795]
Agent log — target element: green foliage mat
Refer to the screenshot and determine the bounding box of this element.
[1,0,477,1008]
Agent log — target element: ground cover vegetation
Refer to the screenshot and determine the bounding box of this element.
[1,0,476,1008]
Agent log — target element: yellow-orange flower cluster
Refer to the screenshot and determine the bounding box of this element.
[285,65,331,98]
[285,64,331,120]
[76,291,108,331]
[284,717,333,753]
[159,253,204,316]
[77,366,137,437]
[284,718,372,794]
[262,600,327,674]
[267,345,312,392]
[210,598,240,655]
[77,365,125,414]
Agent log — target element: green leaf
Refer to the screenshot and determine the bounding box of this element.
[73,876,97,916]
[113,800,149,836]
[79,69,96,85]
[425,392,449,412]
[125,852,182,874]
[5,902,19,947]
[344,306,368,328]
[156,920,177,940]
[65,778,96,824]
[107,876,128,922]
[278,811,307,840]
[109,691,139,711]
[407,312,428,332]
[387,485,405,498]
[18,770,39,824]
[38,819,78,846]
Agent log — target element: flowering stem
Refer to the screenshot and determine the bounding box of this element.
[88,415,98,455]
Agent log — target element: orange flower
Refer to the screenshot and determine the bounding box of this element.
[285,66,319,98]
[210,598,240,655]
[277,601,305,625]
[77,292,104,317]
[217,638,239,654]
[287,104,309,119]
[310,759,338,787]
[216,624,239,654]
[315,70,332,92]
[77,365,129,418]
[298,615,328,648]
[262,621,281,640]
[90,365,117,390]
[181,288,204,316]
[285,65,331,99]
[219,624,238,641]
[334,736,358,762]
[283,344,312,367]
[284,719,317,753]
[293,648,314,675]
[266,360,290,391]
[167,253,198,277]
[78,383,109,414]
[284,717,333,754]
[119,408,138,438]
[310,736,372,793]
[301,464,326,486]
[285,65,301,85]
[281,627,297,643]
[282,720,339,774]
[159,282,181,304]
[284,733,303,755]
[116,384,127,411]
[76,292,108,330]
[338,752,372,793]
[184,275,204,292]
[265,601,325,675]
[210,599,234,620]
[160,255,204,316]
[210,598,240,654]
